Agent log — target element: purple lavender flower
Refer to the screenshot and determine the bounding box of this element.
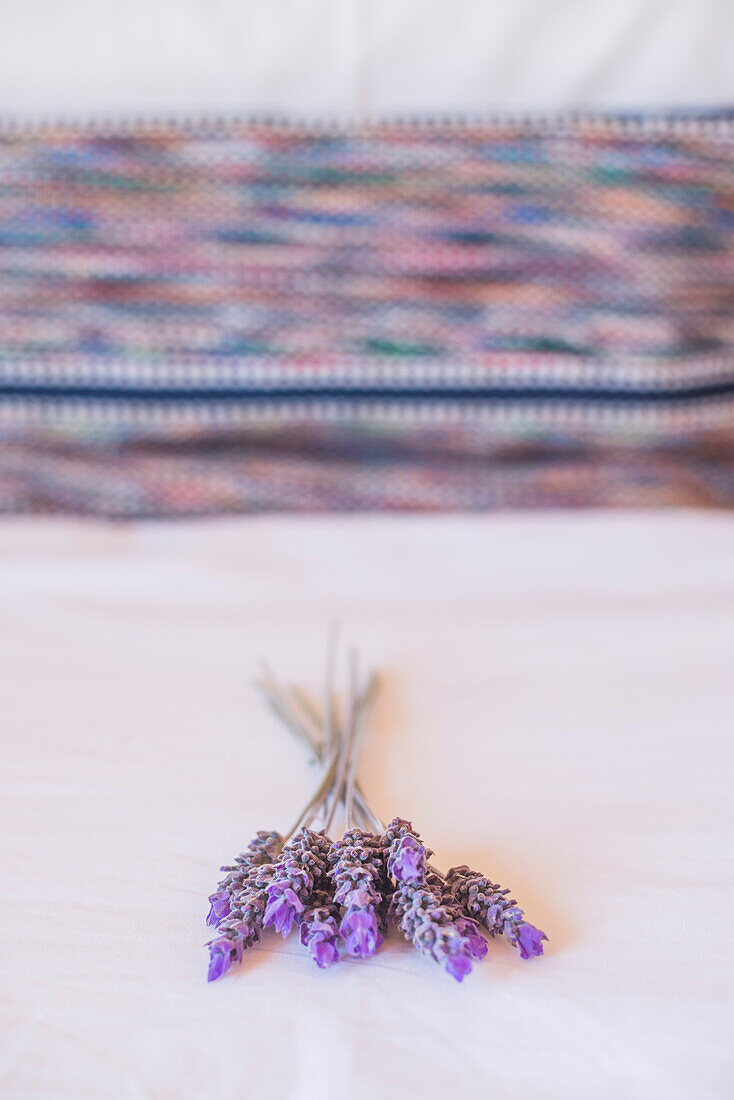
[391,878,480,982]
[387,835,426,884]
[300,890,341,969]
[425,869,488,962]
[446,865,547,958]
[305,921,340,968]
[264,875,306,939]
[329,828,388,960]
[511,921,547,959]
[454,916,489,961]
[206,830,282,927]
[206,890,232,926]
[445,954,473,982]
[384,824,486,982]
[264,885,305,936]
[205,863,276,981]
[263,828,331,938]
[382,818,433,883]
[340,894,383,957]
[207,936,239,982]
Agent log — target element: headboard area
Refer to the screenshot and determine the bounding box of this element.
[1,112,733,514]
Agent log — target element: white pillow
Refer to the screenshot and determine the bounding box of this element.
[1,0,732,118]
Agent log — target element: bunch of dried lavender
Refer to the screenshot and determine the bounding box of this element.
[256,673,483,981]
[258,663,547,982]
[205,655,547,985]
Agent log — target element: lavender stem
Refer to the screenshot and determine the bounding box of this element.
[255,670,382,832]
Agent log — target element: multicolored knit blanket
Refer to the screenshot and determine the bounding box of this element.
[1,112,733,515]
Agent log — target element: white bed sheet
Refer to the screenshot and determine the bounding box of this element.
[1,511,733,1099]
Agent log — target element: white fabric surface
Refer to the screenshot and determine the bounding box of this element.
[1,0,732,117]
[1,511,733,1098]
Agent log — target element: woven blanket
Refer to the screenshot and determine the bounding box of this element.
[1,113,733,515]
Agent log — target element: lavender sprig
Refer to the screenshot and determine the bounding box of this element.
[428,869,488,962]
[328,828,387,958]
[248,659,547,985]
[383,818,485,982]
[206,830,283,927]
[390,876,483,982]
[318,656,387,960]
[299,888,341,968]
[206,862,276,981]
[445,865,547,958]
[263,827,331,937]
